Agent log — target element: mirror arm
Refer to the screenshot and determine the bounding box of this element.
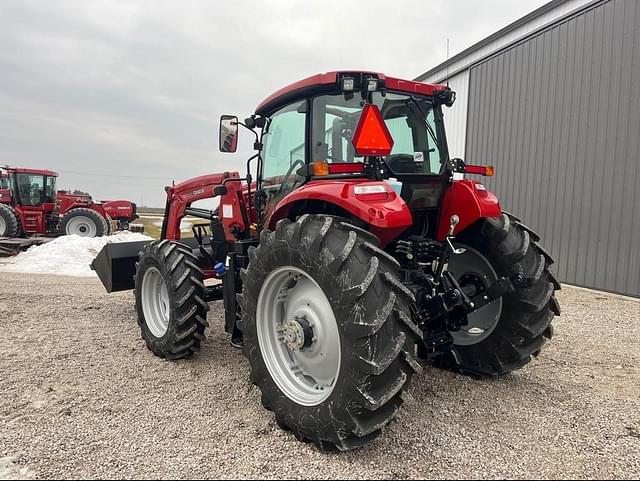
[236,121,260,148]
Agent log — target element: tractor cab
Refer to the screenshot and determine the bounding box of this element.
[2,167,58,209]
[12,169,58,206]
[221,72,463,240]
[2,168,59,234]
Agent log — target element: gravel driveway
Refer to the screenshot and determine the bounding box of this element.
[0,272,638,479]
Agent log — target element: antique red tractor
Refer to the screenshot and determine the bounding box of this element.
[92,71,560,451]
[0,166,138,238]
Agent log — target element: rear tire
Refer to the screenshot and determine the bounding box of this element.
[0,204,20,237]
[239,215,422,451]
[443,213,560,377]
[134,240,209,359]
[59,208,107,237]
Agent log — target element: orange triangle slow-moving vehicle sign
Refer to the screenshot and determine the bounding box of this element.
[351,104,394,157]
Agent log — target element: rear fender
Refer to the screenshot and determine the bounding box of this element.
[437,180,501,240]
[267,180,412,247]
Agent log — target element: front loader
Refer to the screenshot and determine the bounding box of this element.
[92,71,560,451]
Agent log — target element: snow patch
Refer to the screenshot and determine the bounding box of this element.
[0,456,34,480]
[0,231,152,278]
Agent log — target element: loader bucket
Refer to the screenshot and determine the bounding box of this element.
[91,241,151,293]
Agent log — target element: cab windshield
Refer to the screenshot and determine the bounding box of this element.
[310,92,446,175]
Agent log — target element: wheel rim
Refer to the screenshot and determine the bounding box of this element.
[256,266,341,407]
[447,245,503,346]
[0,216,6,236]
[141,267,171,338]
[66,216,97,237]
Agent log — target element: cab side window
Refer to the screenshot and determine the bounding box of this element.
[262,101,306,187]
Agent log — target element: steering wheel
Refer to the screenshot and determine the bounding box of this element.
[277,159,306,196]
[385,154,422,174]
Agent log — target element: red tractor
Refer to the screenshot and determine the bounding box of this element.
[0,166,138,238]
[92,71,560,451]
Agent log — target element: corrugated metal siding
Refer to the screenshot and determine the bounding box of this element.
[441,70,469,159]
[466,0,640,297]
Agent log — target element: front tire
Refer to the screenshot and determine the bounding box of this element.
[0,204,20,237]
[59,208,107,237]
[239,215,422,451]
[445,213,560,376]
[104,215,113,236]
[134,240,209,359]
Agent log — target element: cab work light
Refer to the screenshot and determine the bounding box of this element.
[341,77,355,92]
[351,104,394,157]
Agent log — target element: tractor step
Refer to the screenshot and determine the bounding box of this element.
[0,237,51,257]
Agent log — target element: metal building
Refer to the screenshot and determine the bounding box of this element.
[417,0,640,297]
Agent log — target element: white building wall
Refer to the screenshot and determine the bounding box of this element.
[439,70,469,160]
[421,0,594,84]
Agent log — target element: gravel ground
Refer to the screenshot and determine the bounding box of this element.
[0,272,638,479]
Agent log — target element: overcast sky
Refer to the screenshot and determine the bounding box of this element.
[0,0,548,206]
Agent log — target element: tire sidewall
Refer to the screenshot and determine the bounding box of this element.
[0,205,19,237]
[135,250,179,352]
[61,209,106,237]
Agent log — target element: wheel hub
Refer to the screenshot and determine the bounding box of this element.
[66,216,97,237]
[447,245,503,346]
[282,317,313,351]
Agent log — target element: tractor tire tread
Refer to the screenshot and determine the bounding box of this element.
[444,213,560,377]
[239,214,419,451]
[0,204,21,237]
[134,240,208,360]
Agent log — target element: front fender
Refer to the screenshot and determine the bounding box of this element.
[437,180,501,240]
[268,180,413,246]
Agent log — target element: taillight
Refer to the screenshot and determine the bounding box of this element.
[328,163,364,175]
[464,165,495,176]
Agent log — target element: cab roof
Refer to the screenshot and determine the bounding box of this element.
[3,167,58,177]
[255,71,448,116]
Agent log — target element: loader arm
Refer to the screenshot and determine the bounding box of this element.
[161,171,247,241]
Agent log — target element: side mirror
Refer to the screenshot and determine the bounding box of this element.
[219,115,239,153]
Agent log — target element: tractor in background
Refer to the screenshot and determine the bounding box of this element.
[0,166,138,239]
[92,71,560,451]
